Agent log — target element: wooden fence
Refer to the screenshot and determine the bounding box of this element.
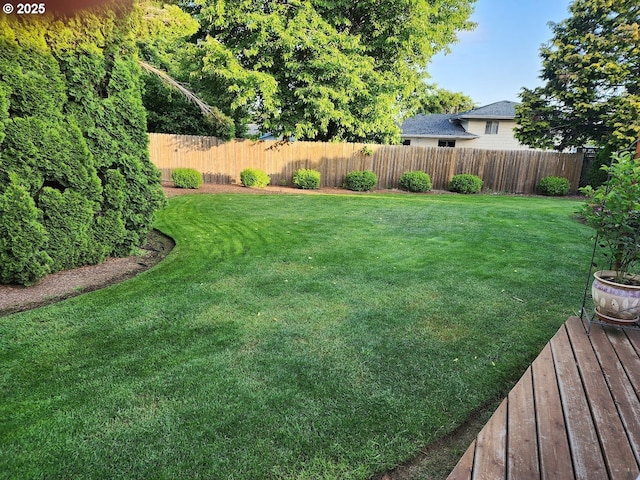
[148,133,584,194]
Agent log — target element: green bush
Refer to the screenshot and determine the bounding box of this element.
[586,145,613,188]
[293,169,321,190]
[537,176,570,196]
[344,170,377,191]
[172,168,203,189]
[399,171,432,192]
[0,10,166,285]
[39,187,97,271]
[448,174,483,194]
[240,168,270,188]
[0,180,53,285]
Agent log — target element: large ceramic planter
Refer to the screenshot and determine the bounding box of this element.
[592,270,640,324]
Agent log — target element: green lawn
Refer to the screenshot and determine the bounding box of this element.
[0,192,592,479]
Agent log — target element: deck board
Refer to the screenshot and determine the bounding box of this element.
[532,343,573,480]
[552,322,607,480]
[610,330,640,395]
[472,399,507,479]
[587,322,640,467]
[626,328,640,356]
[566,317,638,479]
[447,316,640,480]
[448,440,475,480]
[507,367,539,479]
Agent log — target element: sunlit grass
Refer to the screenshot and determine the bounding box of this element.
[0,193,592,479]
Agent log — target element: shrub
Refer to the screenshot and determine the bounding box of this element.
[0,12,166,285]
[586,145,613,188]
[39,187,97,271]
[344,170,377,191]
[448,174,483,194]
[399,171,432,192]
[0,180,53,285]
[293,169,321,190]
[54,17,166,255]
[537,176,570,196]
[240,168,270,188]
[172,168,203,189]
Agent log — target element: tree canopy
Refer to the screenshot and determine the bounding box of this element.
[411,84,475,114]
[138,0,476,142]
[515,0,640,151]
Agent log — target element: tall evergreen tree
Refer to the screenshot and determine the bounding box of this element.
[0,8,165,285]
[515,0,640,150]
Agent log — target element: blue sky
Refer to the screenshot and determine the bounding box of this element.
[428,0,574,106]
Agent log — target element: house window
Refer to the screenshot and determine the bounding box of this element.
[402,139,411,146]
[485,121,499,134]
[438,139,455,147]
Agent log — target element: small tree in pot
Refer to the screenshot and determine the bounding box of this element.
[580,150,640,323]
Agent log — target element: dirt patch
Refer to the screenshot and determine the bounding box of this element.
[162,181,426,197]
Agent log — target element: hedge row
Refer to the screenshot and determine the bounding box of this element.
[0,10,165,285]
[283,170,569,197]
[177,166,571,198]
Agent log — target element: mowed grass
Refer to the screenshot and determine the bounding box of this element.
[0,193,592,479]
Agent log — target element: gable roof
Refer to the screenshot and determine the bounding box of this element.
[455,101,517,120]
[400,113,478,139]
[401,101,519,139]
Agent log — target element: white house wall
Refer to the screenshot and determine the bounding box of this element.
[403,137,440,147]
[402,137,479,148]
[463,120,533,150]
[402,121,535,150]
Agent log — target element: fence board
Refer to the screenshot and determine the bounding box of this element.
[149,133,583,195]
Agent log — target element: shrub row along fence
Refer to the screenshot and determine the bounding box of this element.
[148,133,584,194]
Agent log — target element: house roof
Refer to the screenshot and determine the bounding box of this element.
[455,100,517,120]
[401,101,519,138]
[400,113,478,139]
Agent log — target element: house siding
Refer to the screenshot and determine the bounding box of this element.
[401,120,534,150]
[462,120,533,150]
[403,137,437,147]
[402,137,477,148]
[400,101,541,151]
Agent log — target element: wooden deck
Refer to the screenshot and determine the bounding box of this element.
[447,316,640,480]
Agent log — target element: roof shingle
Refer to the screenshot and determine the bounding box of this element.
[400,113,477,138]
[456,101,517,119]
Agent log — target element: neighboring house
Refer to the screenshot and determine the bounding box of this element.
[401,100,534,150]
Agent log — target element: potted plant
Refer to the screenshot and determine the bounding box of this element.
[580,150,640,324]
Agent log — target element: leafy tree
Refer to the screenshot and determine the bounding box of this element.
[411,83,475,114]
[136,1,235,137]
[150,0,475,142]
[142,71,220,136]
[136,1,200,71]
[515,0,640,150]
